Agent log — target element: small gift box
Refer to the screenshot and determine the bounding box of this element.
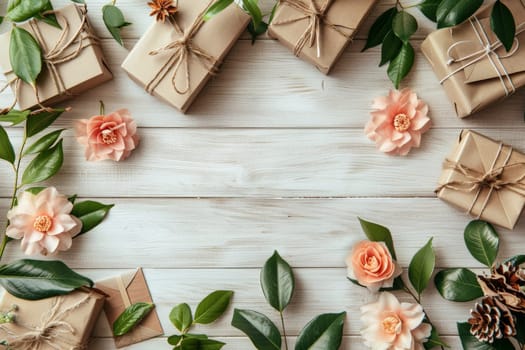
[96,268,163,348]
[0,289,105,349]
[122,0,250,113]
[436,130,525,230]
[421,0,525,118]
[0,4,113,111]
[267,0,378,74]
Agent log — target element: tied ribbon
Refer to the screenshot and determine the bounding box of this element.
[436,143,525,219]
[271,0,354,58]
[0,5,99,113]
[440,16,525,97]
[0,293,93,350]
[145,2,218,96]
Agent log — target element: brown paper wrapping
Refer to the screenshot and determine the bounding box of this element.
[121,0,250,113]
[436,130,525,230]
[267,0,378,74]
[95,268,163,348]
[0,4,113,111]
[421,0,525,118]
[0,289,105,349]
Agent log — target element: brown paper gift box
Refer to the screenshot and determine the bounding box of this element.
[121,0,250,113]
[0,4,113,111]
[267,0,378,74]
[0,289,105,349]
[436,130,525,230]
[95,268,163,348]
[421,1,525,118]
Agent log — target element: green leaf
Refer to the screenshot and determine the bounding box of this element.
[23,129,64,156]
[248,20,268,44]
[243,0,263,27]
[424,324,450,349]
[34,1,60,29]
[113,302,155,336]
[0,109,30,125]
[231,309,281,350]
[380,30,403,66]
[464,220,499,267]
[6,0,49,22]
[436,0,483,29]
[0,17,4,25]
[295,312,346,350]
[25,108,65,137]
[261,251,295,312]
[203,0,234,21]
[71,200,114,235]
[21,139,63,185]
[0,259,93,300]
[504,254,525,266]
[362,7,397,51]
[25,186,46,195]
[179,338,225,350]
[457,322,513,350]
[418,0,442,22]
[70,0,85,3]
[194,290,233,324]
[168,335,182,346]
[9,27,42,85]
[392,11,418,42]
[170,303,193,332]
[102,5,131,46]
[409,238,435,296]
[435,268,483,302]
[0,125,15,164]
[491,1,515,52]
[358,217,397,259]
[387,42,414,89]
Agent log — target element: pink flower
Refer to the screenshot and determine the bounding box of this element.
[346,240,402,292]
[361,292,432,350]
[6,187,82,256]
[75,109,139,162]
[365,89,431,156]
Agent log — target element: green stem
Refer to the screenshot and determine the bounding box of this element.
[280,311,289,350]
[99,100,105,115]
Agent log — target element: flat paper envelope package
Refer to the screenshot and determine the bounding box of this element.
[421,0,525,118]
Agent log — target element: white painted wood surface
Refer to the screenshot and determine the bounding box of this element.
[1,0,524,349]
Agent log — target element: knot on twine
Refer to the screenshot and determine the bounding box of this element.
[272,0,354,58]
[145,2,218,96]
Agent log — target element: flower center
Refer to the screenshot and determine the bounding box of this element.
[101,129,117,145]
[393,113,411,132]
[33,215,52,233]
[365,256,379,270]
[382,315,402,335]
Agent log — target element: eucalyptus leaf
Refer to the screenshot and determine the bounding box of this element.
[0,259,93,300]
[418,0,442,22]
[358,217,397,259]
[362,7,397,51]
[71,200,114,235]
[9,27,42,85]
[409,238,435,296]
[464,220,499,267]
[113,302,155,336]
[436,0,483,29]
[380,30,402,66]
[194,290,233,324]
[231,309,281,350]
[0,109,30,125]
[261,251,295,312]
[170,303,193,332]
[6,0,49,22]
[25,108,65,137]
[392,11,418,42]
[23,128,64,156]
[457,322,513,350]
[203,0,233,21]
[294,312,346,350]
[435,268,483,302]
[21,140,63,185]
[387,42,414,89]
[491,0,516,52]
[102,5,131,46]
[0,125,15,164]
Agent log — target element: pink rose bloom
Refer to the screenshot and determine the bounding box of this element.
[361,292,432,350]
[346,240,402,292]
[75,109,139,161]
[365,89,431,156]
[6,187,82,256]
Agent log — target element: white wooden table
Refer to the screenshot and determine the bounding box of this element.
[2,1,525,349]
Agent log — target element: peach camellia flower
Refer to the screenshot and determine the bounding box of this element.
[365,89,431,156]
[6,187,82,256]
[75,109,139,162]
[346,240,402,292]
[361,292,432,350]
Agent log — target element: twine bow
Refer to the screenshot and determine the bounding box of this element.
[440,16,525,97]
[436,143,525,219]
[271,0,354,58]
[145,2,218,96]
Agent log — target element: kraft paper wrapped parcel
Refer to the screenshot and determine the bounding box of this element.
[0,4,113,111]
[422,0,525,118]
[122,0,250,113]
[436,130,525,230]
[268,0,378,74]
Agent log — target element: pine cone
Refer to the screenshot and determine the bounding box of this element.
[468,297,516,343]
[478,262,525,313]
